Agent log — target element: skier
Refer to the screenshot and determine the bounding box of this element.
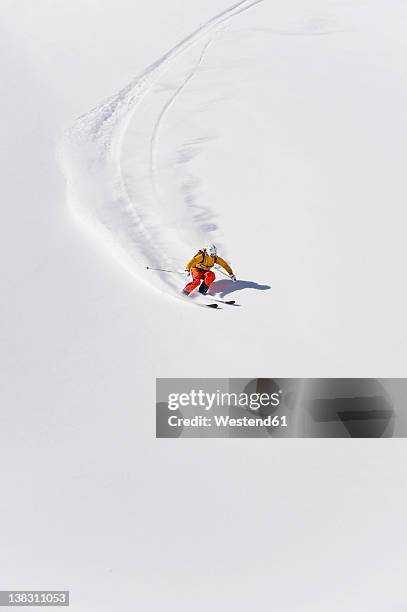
[182,243,236,296]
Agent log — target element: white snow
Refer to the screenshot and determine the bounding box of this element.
[1,1,407,610]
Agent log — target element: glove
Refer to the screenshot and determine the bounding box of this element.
[230,274,236,281]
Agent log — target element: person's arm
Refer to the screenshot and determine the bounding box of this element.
[185,253,201,271]
[216,256,234,277]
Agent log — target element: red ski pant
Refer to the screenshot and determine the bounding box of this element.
[184,267,215,293]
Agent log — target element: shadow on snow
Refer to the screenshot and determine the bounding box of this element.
[209,279,271,298]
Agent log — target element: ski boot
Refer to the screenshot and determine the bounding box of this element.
[199,283,209,295]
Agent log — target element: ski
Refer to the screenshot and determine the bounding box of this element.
[183,293,236,308]
[193,301,221,309]
[205,296,239,306]
[180,293,221,309]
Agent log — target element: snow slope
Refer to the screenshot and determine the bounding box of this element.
[1,1,407,611]
[60,0,264,300]
[58,0,407,367]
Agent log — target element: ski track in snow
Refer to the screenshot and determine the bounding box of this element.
[149,38,214,222]
[60,0,263,303]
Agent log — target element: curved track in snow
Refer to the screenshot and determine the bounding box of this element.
[60,0,263,302]
[149,38,214,216]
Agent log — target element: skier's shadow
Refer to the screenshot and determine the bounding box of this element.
[210,279,271,298]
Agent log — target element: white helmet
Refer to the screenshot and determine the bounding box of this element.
[206,243,217,257]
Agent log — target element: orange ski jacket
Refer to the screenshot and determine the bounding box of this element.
[185,249,233,276]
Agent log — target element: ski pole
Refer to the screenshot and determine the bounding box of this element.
[214,265,231,278]
[146,266,184,274]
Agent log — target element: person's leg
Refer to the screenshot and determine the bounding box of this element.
[199,270,216,295]
[204,271,215,287]
[183,268,204,294]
